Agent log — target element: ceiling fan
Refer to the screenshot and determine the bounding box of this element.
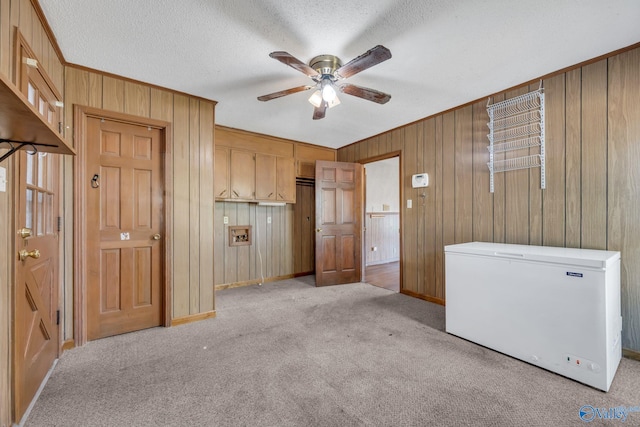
[257,45,392,120]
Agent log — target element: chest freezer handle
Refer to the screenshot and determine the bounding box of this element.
[494,252,525,258]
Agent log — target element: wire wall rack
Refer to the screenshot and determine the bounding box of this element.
[487,86,545,193]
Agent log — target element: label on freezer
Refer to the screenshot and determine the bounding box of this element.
[566,272,584,278]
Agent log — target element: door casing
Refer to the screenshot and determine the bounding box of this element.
[73,106,173,346]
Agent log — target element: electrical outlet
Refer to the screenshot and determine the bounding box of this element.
[267,216,271,224]
[223,216,229,224]
[407,199,412,209]
[0,166,6,192]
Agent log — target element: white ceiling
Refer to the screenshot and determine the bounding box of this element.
[38,0,640,149]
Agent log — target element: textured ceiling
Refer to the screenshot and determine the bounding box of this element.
[38,0,640,149]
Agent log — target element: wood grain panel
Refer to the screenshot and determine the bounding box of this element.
[224,203,238,284]
[565,68,582,248]
[434,115,444,299]
[64,67,89,144]
[365,213,399,266]
[543,74,568,247]
[608,48,640,350]
[422,119,437,297]
[491,93,507,243]
[150,88,174,121]
[402,124,417,293]
[454,105,473,243]
[414,123,425,295]
[88,72,103,108]
[102,76,125,112]
[189,98,200,313]
[527,82,543,246]
[171,94,190,317]
[0,0,10,77]
[472,100,492,242]
[124,81,150,118]
[581,59,608,250]
[199,101,215,312]
[236,203,251,283]
[504,87,530,245]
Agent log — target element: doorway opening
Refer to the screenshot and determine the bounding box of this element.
[362,155,400,292]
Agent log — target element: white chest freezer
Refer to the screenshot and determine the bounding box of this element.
[445,242,622,391]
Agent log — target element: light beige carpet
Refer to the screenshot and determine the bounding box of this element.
[25,276,640,426]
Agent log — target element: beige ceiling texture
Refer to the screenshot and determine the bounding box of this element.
[39,0,640,149]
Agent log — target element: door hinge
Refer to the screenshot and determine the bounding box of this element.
[57,216,62,232]
[56,309,60,325]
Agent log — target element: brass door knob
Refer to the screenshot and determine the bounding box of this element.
[152,234,161,240]
[19,249,40,261]
[18,228,32,238]
[316,228,322,232]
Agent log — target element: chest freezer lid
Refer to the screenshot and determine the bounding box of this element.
[445,242,620,269]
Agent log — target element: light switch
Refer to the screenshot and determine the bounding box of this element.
[407,199,412,209]
[267,216,272,224]
[223,216,229,224]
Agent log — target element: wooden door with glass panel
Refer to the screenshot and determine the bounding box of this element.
[14,151,60,421]
[13,30,63,423]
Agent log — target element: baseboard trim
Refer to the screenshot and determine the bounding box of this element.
[294,271,314,278]
[171,310,217,327]
[61,339,75,352]
[215,274,295,291]
[623,348,640,362]
[401,289,445,306]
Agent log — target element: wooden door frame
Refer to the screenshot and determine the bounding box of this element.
[73,106,172,346]
[357,151,403,292]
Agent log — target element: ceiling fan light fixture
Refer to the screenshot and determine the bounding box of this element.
[320,78,337,102]
[308,90,323,108]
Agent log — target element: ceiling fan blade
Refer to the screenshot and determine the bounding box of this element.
[335,45,392,79]
[269,51,320,78]
[257,85,314,101]
[313,102,327,120]
[340,83,391,104]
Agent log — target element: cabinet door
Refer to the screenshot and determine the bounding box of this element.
[255,153,277,201]
[214,147,230,199]
[277,157,296,202]
[230,150,255,200]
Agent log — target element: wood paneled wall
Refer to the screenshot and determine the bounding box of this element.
[214,202,294,286]
[64,66,216,322]
[365,213,399,266]
[338,46,640,352]
[0,0,66,424]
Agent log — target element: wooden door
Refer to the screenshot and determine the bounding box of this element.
[85,117,163,340]
[315,161,363,286]
[14,151,60,421]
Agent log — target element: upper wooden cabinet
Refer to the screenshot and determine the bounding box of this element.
[214,126,335,203]
[255,153,277,201]
[276,157,295,202]
[295,144,336,179]
[214,147,230,199]
[230,150,255,200]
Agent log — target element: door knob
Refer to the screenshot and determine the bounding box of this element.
[18,249,40,261]
[152,234,161,240]
[18,228,32,238]
[316,228,322,232]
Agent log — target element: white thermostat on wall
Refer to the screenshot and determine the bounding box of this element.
[412,173,429,188]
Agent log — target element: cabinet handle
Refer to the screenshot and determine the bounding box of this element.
[218,189,227,196]
[232,190,239,197]
[278,193,285,200]
[268,192,273,198]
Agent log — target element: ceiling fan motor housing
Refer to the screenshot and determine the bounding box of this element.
[309,55,342,78]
